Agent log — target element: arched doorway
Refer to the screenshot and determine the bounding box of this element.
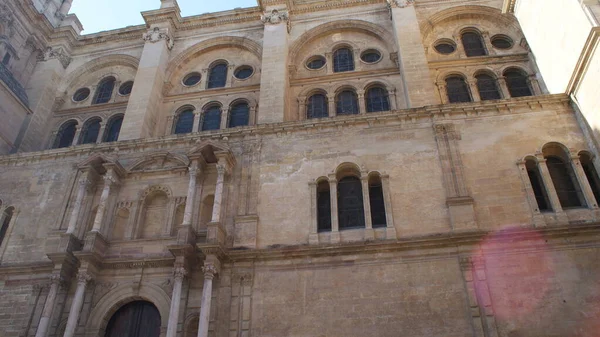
[105,301,160,337]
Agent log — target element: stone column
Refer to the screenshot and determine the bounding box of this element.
[536,157,567,223]
[389,89,398,110]
[211,161,227,223]
[63,272,92,337]
[220,107,230,130]
[528,75,542,95]
[166,267,187,337]
[66,173,92,235]
[570,156,599,209]
[225,65,235,88]
[329,177,340,243]
[468,79,481,102]
[381,174,398,239]
[361,176,374,240]
[71,125,81,147]
[308,182,318,244]
[325,52,333,74]
[516,160,546,227]
[182,165,199,226]
[327,94,336,117]
[192,111,201,132]
[497,77,511,98]
[297,97,306,121]
[200,68,209,90]
[388,0,438,107]
[95,122,106,144]
[258,8,290,124]
[357,90,366,114]
[91,170,119,233]
[35,274,63,337]
[197,263,218,337]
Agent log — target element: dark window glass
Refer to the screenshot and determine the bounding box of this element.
[229,103,249,128]
[491,36,513,49]
[336,90,359,115]
[504,70,533,97]
[366,87,390,112]
[461,32,487,57]
[93,77,116,104]
[201,106,222,131]
[580,154,600,205]
[476,74,502,100]
[526,160,551,212]
[338,176,365,229]
[174,109,194,134]
[446,76,472,103]
[361,50,381,63]
[54,121,77,148]
[333,48,354,73]
[0,207,13,248]
[234,66,253,80]
[307,56,326,70]
[207,63,228,89]
[2,53,10,66]
[434,43,456,54]
[118,81,134,96]
[183,73,201,86]
[73,88,90,102]
[105,116,123,142]
[369,178,387,228]
[307,94,328,119]
[546,156,585,208]
[105,301,160,337]
[317,181,331,232]
[80,119,101,144]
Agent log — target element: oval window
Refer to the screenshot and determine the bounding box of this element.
[306,56,326,70]
[234,66,254,80]
[360,49,382,63]
[183,72,201,87]
[73,88,90,102]
[491,35,513,49]
[118,81,134,96]
[434,40,456,55]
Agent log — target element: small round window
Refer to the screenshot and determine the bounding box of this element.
[434,40,456,55]
[361,49,382,63]
[234,66,254,80]
[183,72,201,87]
[118,81,134,96]
[306,56,326,70]
[72,88,90,102]
[491,35,513,49]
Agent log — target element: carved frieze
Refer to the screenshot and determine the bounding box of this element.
[261,9,291,32]
[37,47,72,69]
[142,27,174,50]
[387,0,415,8]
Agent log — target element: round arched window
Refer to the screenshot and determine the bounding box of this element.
[118,81,134,96]
[491,35,513,49]
[434,40,456,54]
[360,49,382,63]
[306,56,326,70]
[72,88,90,102]
[182,72,201,87]
[234,66,254,80]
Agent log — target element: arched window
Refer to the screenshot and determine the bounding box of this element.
[546,156,585,208]
[526,159,551,212]
[307,93,328,119]
[92,77,116,104]
[366,87,390,113]
[229,102,250,128]
[369,174,387,228]
[80,118,101,144]
[336,90,359,115]
[580,153,600,205]
[105,301,160,337]
[333,48,355,73]
[338,176,365,229]
[0,207,14,248]
[445,76,472,103]
[317,180,332,232]
[475,74,502,100]
[207,63,228,89]
[53,120,78,149]
[173,108,194,134]
[201,105,222,131]
[104,115,123,142]
[461,31,487,57]
[504,69,532,97]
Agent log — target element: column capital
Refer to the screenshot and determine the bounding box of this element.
[173,266,188,281]
[387,0,415,8]
[202,265,219,280]
[76,272,93,285]
[142,27,174,50]
[103,171,120,187]
[49,273,66,287]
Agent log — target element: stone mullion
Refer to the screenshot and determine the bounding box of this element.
[66,171,94,235]
[325,52,333,74]
[328,177,340,243]
[327,94,336,117]
[570,156,599,209]
[361,176,374,240]
[220,107,230,130]
[516,161,546,227]
[468,79,481,102]
[357,90,366,115]
[435,126,458,197]
[249,106,257,126]
[528,75,542,95]
[200,69,209,90]
[182,164,200,226]
[95,122,106,144]
[71,125,81,147]
[309,182,319,244]
[226,65,235,88]
[381,174,397,239]
[497,77,511,99]
[536,157,565,216]
[192,111,201,132]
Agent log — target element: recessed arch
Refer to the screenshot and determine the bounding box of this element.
[59,54,140,93]
[335,162,363,180]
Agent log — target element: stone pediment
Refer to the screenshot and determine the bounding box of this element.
[128,152,189,173]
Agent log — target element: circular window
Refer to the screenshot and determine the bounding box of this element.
[434,40,457,55]
[72,88,90,102]
[234,66,254,80]
[306,56,326,70]
[182,72,201,87]
[491,35,513,49]
[360,49,382,63]
[118,81,134,96]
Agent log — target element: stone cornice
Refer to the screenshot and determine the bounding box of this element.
[164,85,261,102]
[566,27,600,95]
[428,53,530,69]
[0,94,570,166]
[291,0,383,15]
[55,101,128,116]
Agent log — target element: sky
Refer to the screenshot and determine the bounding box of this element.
[71,0,258,34]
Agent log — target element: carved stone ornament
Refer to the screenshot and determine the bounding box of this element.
[77,272,93,284]
[261,9,289,25]
[37,47,72,69]
[173,267,188,281]
[0,4,15,37]
[387,0,415,8]
[202,265,218,279]
[142,27,174,51]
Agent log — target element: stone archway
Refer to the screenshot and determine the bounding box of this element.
[105,300,160,337]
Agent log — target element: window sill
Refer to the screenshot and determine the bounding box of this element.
[315,227,394,244]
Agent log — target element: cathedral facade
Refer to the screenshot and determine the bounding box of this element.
[1,0,600,336]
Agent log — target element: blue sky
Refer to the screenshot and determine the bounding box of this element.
[71,0,258,34]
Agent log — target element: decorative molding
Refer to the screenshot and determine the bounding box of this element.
[173,266,188,281]
[76,271,93,284]
[386,0,415,8]
[142,27,174,50]
[37,46,72,68]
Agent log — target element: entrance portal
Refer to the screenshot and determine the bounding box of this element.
[105,300,160,337]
